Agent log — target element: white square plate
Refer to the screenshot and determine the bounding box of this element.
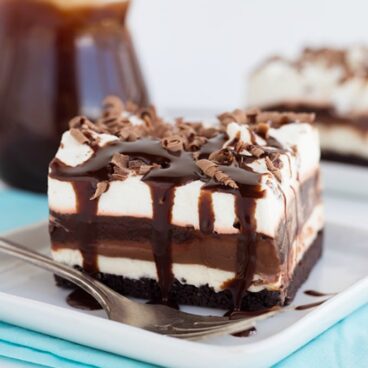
[0,221,367,368]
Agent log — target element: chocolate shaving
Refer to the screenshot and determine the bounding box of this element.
[198,127,218,138]
[138,164,159,175]
[273,170,282,182]
[139,106,159,130]
[69,116,84,129]
[234,140,247,154]
[269,151,280,161]
[245,108,261,124]
[69,116,105,134]
[126,160,159,176]
[186,136,207,151]
[161,135,185,152]
[209,148,234,165]
[265,156,282,182]
[111,153,129,169]
[128,160,145,171]
[248,145,264,158]
[118,128,139,142]
[265,156,277,171]
[175,119,196,140]
[253,122,270,139]
[196,159,238,189]
[90,181,109,200]
[70,128,89,144]
[218,109,248,126]
[111,171,129,181]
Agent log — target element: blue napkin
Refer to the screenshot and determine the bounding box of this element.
[0,188,367,368]
[276,304,368,367]
[0,321,154,368]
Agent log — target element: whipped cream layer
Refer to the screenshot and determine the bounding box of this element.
[52,204,323,292]
[49,121,320,238]
[319,124,368,159]
[248,46,368,117]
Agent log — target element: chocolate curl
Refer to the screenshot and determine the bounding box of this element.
[248,144,264,158]
[265,156,283,182]
[139,106,159,129]
[245,107,261,124]
[90,181,109,200]
[111,153,129,169]
[218,109,248,125]
[69,116,85,129]
[109,153,130,181]
[70,128,89,144]
[253,122,270,139]
[208,148,234,165]
[118,127,139,142]
[161,135,185,152]
[186,136,208,152]
[128,160,159,176]
[196,159,238,189]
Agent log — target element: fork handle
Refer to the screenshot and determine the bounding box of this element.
[0,237,112,313]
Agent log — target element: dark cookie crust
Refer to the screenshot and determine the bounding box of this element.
[56,231,323,311]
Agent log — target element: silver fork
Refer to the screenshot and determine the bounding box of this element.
[0,237,278,340]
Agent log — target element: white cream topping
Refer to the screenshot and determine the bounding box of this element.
[55,131,94,168]
[248,46,368,116]
[55,130,118,167]
[270,123,320,181]
[49,121,321,238]
[52,204,323,292]
[224,122,266,148]
[98,177,153,218]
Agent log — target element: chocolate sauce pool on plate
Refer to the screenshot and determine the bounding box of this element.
[304,290,336,297]
[295,300,328,311]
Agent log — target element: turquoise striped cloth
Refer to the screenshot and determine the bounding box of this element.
[0,188,367,368]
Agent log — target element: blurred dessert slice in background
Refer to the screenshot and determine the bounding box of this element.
[248,47,368,166]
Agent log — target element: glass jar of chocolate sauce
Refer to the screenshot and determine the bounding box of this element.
[0,0,148,192]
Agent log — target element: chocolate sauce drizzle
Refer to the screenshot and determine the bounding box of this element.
[72,180,99,273]
[147,181,176,303]
[304,290,335,297]
[295,290,336,310]
[198,189,215,234]
[295,299,327,311]
[204,166,265,311]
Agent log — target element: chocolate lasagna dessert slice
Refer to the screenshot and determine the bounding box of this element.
[248,47,368,166]
[48,97,323,311]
